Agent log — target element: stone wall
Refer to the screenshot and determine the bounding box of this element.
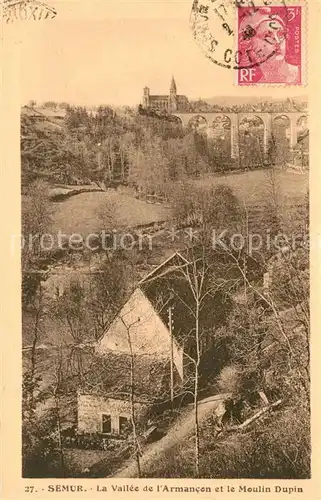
[77,394,148,435]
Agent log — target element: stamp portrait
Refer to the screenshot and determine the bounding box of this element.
[237,5,302,85]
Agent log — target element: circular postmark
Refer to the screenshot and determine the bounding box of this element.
[2,0,57,23]
[190,0,290,70]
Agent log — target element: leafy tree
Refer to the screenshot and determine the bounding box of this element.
[127,130,169,197]
[170,182,241,231]
[165,138,187,181]
[42,101,58,110]
[22,180,53,267]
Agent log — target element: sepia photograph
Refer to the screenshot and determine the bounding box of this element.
[14,0,311,483]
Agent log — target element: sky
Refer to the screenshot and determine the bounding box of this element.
[16,0,307,107]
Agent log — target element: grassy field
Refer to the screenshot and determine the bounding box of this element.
[194,169,308,206]
[23,169,307,237]
[50,191,170,236]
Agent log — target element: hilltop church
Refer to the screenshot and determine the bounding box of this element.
[142,77,189,113]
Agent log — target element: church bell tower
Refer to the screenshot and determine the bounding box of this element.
[169,76,177,112]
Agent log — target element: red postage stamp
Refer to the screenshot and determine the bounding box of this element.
[237,5,303,85]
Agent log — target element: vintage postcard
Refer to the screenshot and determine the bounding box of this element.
[0,0,320,498]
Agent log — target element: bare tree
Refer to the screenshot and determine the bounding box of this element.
[176,248,220,477]
[118,314,142,477]
[52,279,90,386]
[118,132,134,183]
[101,136,117,182]
[160,246,232,477]
[217,240,309,396]
[86,255,134,339]
[26,282,45,411]
[262,166,282,238]
[52,344,66,475]
[22,180,53,266]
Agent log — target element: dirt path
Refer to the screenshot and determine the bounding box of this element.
[112,393,231,478]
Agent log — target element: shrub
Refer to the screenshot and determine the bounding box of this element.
[217,365,242,395]
[170,181,241,230]
[200,403,310,479]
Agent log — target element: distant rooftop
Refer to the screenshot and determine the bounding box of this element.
[21,105,66,119]
[21,105,44,117]
[35,107,66,118]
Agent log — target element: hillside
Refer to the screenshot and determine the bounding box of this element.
[142,403,309,479]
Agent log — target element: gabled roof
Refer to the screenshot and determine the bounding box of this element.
[96,248,261,367]
[95,287,184,377]
[21,106,44,117]
[138,251,188,286]
[21,106,66,119]
[96,287,175,352]
[35,107,66,118]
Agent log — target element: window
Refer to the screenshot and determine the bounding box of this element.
[101,414,111,434]
[119,416,130,435]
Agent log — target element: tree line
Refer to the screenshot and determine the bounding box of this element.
[21,103,299,193]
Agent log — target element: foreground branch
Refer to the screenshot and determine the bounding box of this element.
[229,399,282,431]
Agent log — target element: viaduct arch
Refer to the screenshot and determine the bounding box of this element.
[171,112,308,159]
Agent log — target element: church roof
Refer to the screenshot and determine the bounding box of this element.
[148,94,188,102]
[149,95,170,100]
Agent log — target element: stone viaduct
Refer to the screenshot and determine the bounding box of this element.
[171,112,308,159]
